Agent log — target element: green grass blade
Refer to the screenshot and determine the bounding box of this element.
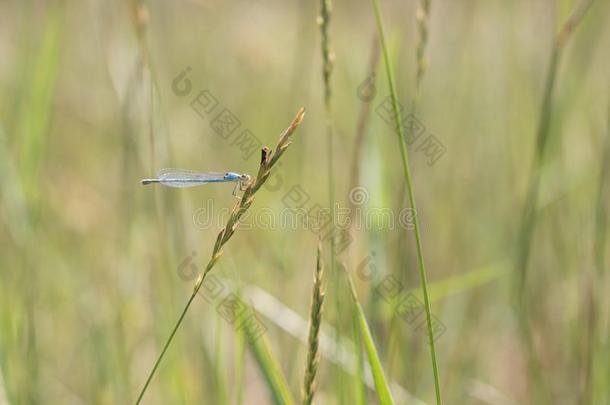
[12,7,62,403]
[370,0,442,403]
[594,101,610,276]
[588,99,610,403]
[416,260,509,303]
[234,328,246,405]
[243,317,295,405]
[351,300,368,405]
[17,6,62,200]
[514,0,595,311]
[345,271,395,405]
[510,2,594,401]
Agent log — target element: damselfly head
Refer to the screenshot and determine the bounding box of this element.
[236,173,251,192]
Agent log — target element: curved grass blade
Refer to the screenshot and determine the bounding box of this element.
[344,269,395,405]
[351,300,368,405]
[242,313,295,405]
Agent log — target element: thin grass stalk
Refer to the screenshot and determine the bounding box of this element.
[370,1,442,403]
[318,0,336,267]
[128,0,156,170]
[127,3,187,399]
[511,1,594,401]
[302,243,325,405]
[584,99,610,403]
[514,0,594,297]
[318,2,344,401]
[319,0,335,239]
[593,99,610,288]
[513,46,559,296]
[511,46,562,402]
[387,0,432,384]
[134,108,305,405]
[108,4,154,398]
[128,0,187,278]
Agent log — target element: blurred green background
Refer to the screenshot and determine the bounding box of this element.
[0,0,609,404]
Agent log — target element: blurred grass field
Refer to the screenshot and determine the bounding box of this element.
[0,0,609,404]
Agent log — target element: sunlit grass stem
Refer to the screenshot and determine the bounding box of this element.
[372,0,442,404]
[370,1,442,403]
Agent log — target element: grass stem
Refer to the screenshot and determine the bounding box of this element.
[511,1,594,400]
[370,1,442,403]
